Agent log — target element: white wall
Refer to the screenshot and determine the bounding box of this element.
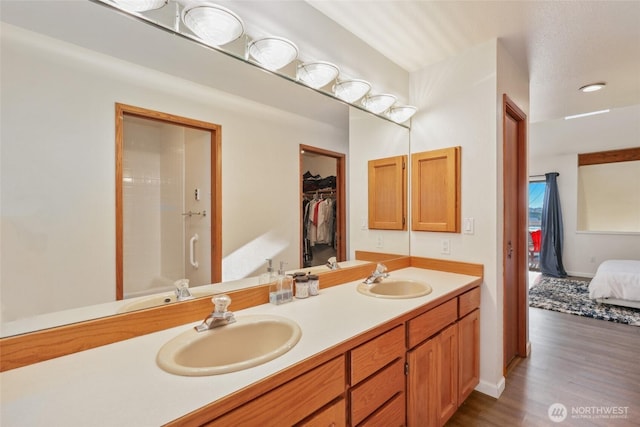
[0,24,347,322]
[530,104,640,277]
[409,39,529,398]
[348,108,411,257]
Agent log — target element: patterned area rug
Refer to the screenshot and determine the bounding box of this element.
[529,276,640,326]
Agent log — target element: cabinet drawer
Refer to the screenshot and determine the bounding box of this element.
[298,398,346,427]
[358,392,405,427]
[458,287,480,318]
[207,356,345,426]
[408,299,457,348]
[350,325,405,385]
[350,358,405,426]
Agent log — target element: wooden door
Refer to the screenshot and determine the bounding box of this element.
[502,94,528,372]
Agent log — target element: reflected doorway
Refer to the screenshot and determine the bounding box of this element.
[115,104,221,300]
[300,145,346,268]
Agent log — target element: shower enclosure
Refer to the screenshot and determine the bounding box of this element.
[121,115,211,299]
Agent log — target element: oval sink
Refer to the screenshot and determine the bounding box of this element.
[157,314,302,376]
[357,279,432,299]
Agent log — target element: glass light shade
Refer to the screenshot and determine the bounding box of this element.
[297,61,340,89]
[579,82,606,92]
[182,3,245,46]
[112,0,167,12]
[362,94,397,114]
[248,37,298,71]
[333,79,371,103]
[386,105,417,123]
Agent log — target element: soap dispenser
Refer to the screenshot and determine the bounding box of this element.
[259,258,276,285]
[269,261,293,305]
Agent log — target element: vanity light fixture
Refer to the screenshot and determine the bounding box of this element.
[386,105,417,124]
[579,82,606,93]
[362,94,397,114]
[333,79,371,103]
[297,61,340,89]
[182,3,245,46]
[111,0,167,12]
[248,37,299,71]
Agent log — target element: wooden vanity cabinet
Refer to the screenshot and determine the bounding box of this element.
[181,285,480,427]
[349,325,406,426]
[406,287,480,427]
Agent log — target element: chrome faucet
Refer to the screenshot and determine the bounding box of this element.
[363,263,390,284]
[174,278,194,301]
[194,294,236,332]
[326,256,340,270]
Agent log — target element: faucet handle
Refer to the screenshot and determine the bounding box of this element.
[212,294,231,313]
[376,263,388,274]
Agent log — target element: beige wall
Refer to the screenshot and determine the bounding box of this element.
[409,38,529,399]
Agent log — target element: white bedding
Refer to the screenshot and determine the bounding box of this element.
[589,259,640,301]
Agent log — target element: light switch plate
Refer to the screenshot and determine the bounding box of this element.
[463,217,474,235]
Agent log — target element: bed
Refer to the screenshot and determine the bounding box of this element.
[589,260,640,309]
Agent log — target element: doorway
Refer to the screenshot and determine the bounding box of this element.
[502,94,529,372]
[115,103,222,300]
[300,145,346,268]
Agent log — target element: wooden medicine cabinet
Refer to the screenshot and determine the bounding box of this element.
[411,147,461,232]
[368,155,407,230]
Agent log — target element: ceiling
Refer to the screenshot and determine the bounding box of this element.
[308,0,640,123]
[2,1,638,127]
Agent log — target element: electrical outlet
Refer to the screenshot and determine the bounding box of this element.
[441,239,450,255]
[376,236,384,248]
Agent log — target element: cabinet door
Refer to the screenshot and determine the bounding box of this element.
[438,323,459,426]
[407,336,438,427]
[411,147,461,232]
[458,309,480,404]
[368,155,407,230]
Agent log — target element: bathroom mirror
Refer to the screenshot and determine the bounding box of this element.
[0,1,410,337]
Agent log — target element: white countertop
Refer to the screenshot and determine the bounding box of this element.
[0,267,479,426]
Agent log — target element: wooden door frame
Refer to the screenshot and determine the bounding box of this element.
[115,103,222,300]
[502,94,529,371]
[299,145,346,267]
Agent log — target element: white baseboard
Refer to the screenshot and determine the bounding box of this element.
[566,270,595,278]
[475,376,505,399]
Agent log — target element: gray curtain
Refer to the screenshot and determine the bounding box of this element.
[540,172,567,277]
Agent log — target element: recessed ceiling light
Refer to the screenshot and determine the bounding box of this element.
[579,82,606,93]
[564,109,610,120]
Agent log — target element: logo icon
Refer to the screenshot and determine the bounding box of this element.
[548,403,568,423]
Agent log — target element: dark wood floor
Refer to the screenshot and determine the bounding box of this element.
[447,307,640,426]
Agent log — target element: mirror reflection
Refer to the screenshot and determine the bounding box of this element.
[0,2,410,337]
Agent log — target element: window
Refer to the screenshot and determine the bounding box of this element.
[528,180,546,231]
